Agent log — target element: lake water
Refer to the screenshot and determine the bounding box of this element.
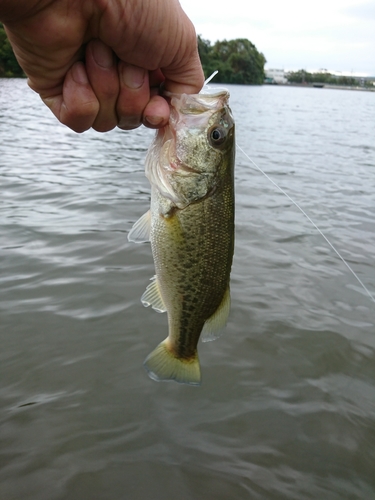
[1,79,374,499]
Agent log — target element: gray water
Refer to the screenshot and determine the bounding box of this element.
[1,79,374,500]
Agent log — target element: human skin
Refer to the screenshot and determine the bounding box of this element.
[0,0,204,133]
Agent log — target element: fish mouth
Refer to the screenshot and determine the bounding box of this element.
[163,89,230,111]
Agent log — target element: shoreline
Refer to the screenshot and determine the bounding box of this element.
[267,82,375,92]
[1,76,374,92]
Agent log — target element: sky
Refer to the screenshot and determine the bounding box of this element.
[180,0,375,76]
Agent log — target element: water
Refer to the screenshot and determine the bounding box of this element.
[1,79,374,499]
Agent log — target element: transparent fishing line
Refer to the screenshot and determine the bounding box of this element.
[237,144,375,305]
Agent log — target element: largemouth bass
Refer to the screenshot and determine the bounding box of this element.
[128,88,235,385]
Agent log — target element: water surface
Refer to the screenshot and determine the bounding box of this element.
[1,79,375,499]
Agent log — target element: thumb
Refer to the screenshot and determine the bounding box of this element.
[162,49,205,95]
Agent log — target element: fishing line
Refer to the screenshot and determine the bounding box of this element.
[201,72,373,304]
[237,144,375,305]
[204,71,219,86]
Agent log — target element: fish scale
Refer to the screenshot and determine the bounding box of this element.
[151,180,234,358]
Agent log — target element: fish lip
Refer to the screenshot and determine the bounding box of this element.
[163,88,229,99]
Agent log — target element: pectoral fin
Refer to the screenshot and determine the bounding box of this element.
[128,210,151,243]
[141,276,167,313]
[201,286,231,342]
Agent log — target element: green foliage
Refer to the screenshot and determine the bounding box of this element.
[0,23,24,77]
[198,36,266,85]
[287,70,358,86]
[364,79,375,89]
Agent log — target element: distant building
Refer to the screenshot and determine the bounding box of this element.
[264,68,288,84]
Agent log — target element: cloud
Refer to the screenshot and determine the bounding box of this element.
[180,0,375,74]
[344,1,375,20]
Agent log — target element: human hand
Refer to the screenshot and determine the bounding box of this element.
[1,0,204,133]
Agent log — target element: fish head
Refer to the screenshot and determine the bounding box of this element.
[145,89,235,209]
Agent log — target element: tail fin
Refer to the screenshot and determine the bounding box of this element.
[144,339,201,386]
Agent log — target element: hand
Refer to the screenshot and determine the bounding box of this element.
[1,0,204,133]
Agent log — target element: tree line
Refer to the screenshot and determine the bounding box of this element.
[0,23,24,77]
[4,26,367,89]
[287,70,359,87]
[198,36,266,85]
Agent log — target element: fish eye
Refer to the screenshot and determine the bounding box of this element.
[208,126,227,148]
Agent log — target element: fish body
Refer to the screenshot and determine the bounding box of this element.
[128,88,235,385]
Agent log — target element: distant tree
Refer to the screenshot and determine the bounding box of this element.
[197,36,212,68]
[0,23,24,77]
[198,36,266,85]
[287,69,357,86]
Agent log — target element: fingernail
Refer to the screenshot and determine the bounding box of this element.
[121,63,145,89]
[118,114,141,129]
[72,63,88,85]
[42,97,54,109]
[144,115,164,128]
[92,40,114,68]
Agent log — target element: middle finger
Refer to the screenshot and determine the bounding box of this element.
[116,62,151,130]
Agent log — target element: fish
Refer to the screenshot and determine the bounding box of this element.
[128,87,235,385]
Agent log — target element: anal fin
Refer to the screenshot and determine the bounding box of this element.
[201,286,231,342]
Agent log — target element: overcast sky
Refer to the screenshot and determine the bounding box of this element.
[180,0,375,76]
